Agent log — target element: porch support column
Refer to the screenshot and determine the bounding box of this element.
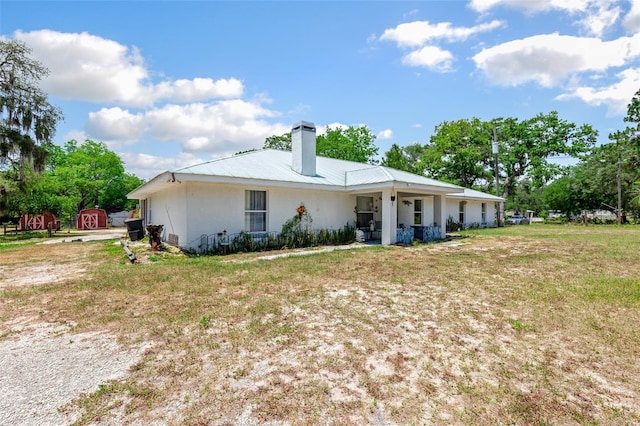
[381,187,397,245]
[433,194,446,239]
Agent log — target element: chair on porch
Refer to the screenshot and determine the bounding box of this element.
[370,221,382,240]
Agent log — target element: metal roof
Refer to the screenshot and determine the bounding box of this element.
[447,187,504,201]
[128,149,466,199]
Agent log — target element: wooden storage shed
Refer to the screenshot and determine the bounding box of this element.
[20,211,59,231]
[76,208,108,230]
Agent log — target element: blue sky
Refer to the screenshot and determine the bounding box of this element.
[2,0,640,179]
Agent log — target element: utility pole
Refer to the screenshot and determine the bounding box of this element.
[492,127,500,227]
[617,156,622,224]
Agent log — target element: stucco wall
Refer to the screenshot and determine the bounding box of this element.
[397,196,436,228]
[446,199,496,226]
[185,182,243,244]
[267,187,354,232]
[142,181,498,249]
[147,183,187,244]
[180,182,356,250]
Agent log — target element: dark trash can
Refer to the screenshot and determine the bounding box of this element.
[125,218,144,241]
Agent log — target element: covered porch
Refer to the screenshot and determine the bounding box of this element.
[352,187,450,245]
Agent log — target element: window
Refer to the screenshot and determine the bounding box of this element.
[356,196,373,228]
[413,199,422,225]
[481,203,487,223]
[458,201,465,224]
[245,190,267,232]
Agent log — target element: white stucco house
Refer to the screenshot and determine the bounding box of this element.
[128,121,503,252]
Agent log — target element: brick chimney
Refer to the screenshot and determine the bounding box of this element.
[291,121,316,176]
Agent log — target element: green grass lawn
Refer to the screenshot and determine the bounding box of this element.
[1,224,639,425]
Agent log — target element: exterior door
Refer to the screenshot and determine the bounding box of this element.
[27,215,44,230]
[81,213,99,229]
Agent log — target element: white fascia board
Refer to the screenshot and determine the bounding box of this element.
[409,184,464,194]
[171,173,349,192]
[448,194,505,202]
[447,189,504,201]
[346,182,395,193]
[347,181,463,195]
[394,183,464,194]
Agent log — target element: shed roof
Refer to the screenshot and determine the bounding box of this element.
[128,149,466,199]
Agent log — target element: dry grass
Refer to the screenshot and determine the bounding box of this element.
[1,225,639,425]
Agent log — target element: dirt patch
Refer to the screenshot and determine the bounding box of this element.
[0,263,91,288]
[0,318,148,426]
[0,242,103,289]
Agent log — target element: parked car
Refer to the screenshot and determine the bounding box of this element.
[507,214,527,225]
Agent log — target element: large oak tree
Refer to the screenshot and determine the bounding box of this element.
[0,40,62,214]
[493,112,597,198]
[417,112,596,198]
[419,117,494,187]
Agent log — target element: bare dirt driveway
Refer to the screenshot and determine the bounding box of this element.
[0,229,147,425]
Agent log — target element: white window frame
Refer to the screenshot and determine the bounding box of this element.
[458,201,465,224]
[245,190,267,232]
[413,199,423,225]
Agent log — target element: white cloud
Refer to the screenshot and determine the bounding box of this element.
[153,77,244,103]
[556,67,640,115]
[379,19,503,73]
[86,107,146,142]
[402,46,454,71]
[378,129,393,139]
[469,0,621,37]
[119,151,208,180]
[469,0,590,15]
[623,0,640,31]
[379,20,504,48]
[61,129,88,144]
[15,30,150,106]
[581,2,622,37]
[14,30,243,107]
[86,100,290,154]
[473,32,640,87]
[144,101,285,150]
[10,29,292,159]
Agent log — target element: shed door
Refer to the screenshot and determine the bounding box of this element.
[81,213,99,229]
[27,215,44,230]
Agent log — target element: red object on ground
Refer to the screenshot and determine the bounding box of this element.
[76,208,108,230]
[20,211,58,231]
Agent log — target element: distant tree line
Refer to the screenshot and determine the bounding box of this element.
[5,139,143,221]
